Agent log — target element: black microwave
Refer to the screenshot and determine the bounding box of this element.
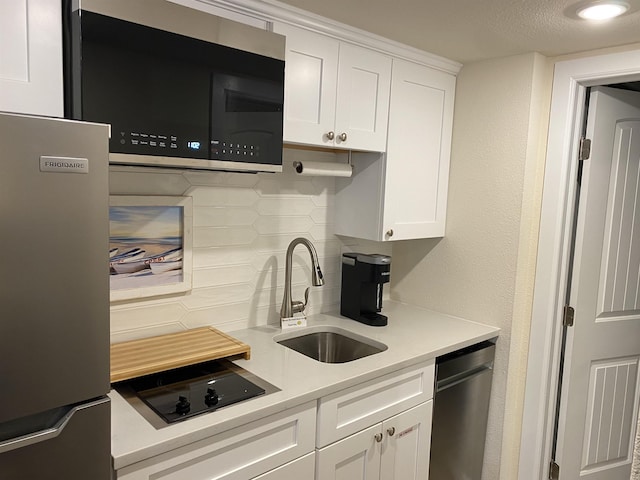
[63,0,285,173]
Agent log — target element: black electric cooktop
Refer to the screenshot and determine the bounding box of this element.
[120,359,266,424]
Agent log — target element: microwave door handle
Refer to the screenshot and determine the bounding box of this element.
[0,398,107,453]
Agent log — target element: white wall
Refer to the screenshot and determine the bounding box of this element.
[389,52,552,480]
[109,147,390,343]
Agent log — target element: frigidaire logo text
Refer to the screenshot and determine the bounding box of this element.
[45,160,85,169]
[39,156,89,174]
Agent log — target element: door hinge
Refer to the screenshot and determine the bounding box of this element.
[563,305,575,327]
[579,137,591,161]
[549,460,560,480]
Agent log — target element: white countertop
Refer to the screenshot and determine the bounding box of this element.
[110,301,500,470]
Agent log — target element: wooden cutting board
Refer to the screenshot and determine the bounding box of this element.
[110,327,251,383]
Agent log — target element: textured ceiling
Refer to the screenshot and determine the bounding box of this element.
[274,0,640,63]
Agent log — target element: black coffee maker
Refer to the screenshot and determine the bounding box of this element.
[340,253,391,326]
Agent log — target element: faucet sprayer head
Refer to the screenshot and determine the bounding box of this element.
[312,264,324,287]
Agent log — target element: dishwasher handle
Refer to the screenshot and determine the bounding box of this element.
[435,341,496,386]
[436,363,493,392]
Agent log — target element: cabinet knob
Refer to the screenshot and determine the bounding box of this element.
[374,433,383,443]
[338,132,347,142]
[386,229,394,238]
[387,427,395,436]
[326,131,335,140]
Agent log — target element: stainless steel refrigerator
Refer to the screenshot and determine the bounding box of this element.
[0,112,111,479]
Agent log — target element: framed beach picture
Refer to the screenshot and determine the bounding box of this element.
[109,196,193,301]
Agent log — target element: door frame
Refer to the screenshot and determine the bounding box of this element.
[519,48,640,480]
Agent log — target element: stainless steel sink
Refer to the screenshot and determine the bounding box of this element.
[274,326,387,363]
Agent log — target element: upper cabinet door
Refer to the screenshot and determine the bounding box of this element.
[273,22,339,147]
[274,22,391,152]
[334,59,455,242]
[0,0,63,117]
[382,59,455,239]
[334,43,391,152]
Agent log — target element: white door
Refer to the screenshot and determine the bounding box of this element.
[273,22,339,147]
[555,86,640,479]
[334,43,391,152]
[383,59,455,240]
[316,424,382,480]
[379,401,432,480]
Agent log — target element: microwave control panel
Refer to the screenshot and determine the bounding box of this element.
[114,131,207,159]
[210,140,260,161]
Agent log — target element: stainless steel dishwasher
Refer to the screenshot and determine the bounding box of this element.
[429,340,496,480]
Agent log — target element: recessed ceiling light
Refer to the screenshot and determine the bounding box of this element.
[576,1,630,20]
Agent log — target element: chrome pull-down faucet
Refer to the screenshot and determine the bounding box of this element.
[280,237,324,320]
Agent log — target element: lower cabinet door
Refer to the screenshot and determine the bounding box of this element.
[316,424,382,480]
[252,452,315,479]
[379,401,432,480]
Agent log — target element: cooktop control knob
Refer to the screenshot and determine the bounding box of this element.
[205,388,219,406]
[175,396,191,415]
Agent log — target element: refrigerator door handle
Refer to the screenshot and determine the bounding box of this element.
[0,397,109,454]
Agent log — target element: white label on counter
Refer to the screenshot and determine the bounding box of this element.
[281,315,307,330]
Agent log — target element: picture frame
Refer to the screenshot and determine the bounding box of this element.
[109,195,193,302]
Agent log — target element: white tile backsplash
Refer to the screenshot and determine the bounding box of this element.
[109,148,390,343]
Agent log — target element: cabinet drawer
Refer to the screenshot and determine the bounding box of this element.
[316,360,434,447]
[251,452,315,479]
[117,402,316,480]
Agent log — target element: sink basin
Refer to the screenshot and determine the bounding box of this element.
[274,326,387,363]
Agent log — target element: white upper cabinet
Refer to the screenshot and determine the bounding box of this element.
[272,23,338,147]
[333,43,391,151]
[382,59,455,239]
[273,22,391,152]
[0,0,63,117]
[335,59,455,241]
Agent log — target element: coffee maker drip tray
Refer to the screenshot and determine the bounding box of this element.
[115,359,276,427]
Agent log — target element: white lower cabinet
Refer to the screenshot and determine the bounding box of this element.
[316,360,435,480]
[116,402,316,480]
[273,22,391,152]
[316,402,432,480]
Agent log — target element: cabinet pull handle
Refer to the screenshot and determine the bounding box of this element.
[374,433,383,443]
[387,427,395,436]
[338,132,347,142]
[326,131,335,140]
[386,229,394,238]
